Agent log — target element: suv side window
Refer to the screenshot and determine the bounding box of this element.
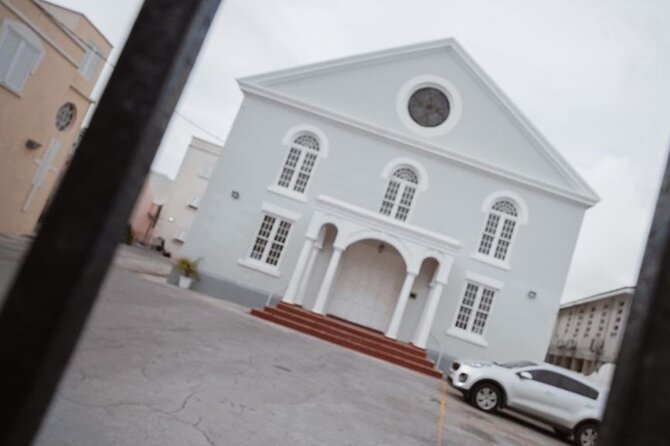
[558,375,599,400]
[527,370,562,388]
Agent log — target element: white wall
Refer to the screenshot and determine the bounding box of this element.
[154,137,221,256]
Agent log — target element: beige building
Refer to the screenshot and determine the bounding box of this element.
[152,137,222,257]
[546,287,634,375]
[128,172,173,245]
[0,0,111,234]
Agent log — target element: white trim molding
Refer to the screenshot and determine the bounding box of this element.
[267,184,308,203]
[237,258,281,277]
[261,201,301,222]
[380,157,429,191]
[465,271,504,290]
[238,38,599,207]
[471,252,512,271]
[315,195,460,253]
[282,124,330,158]
[481,190,529,224]
[396,74,463,137]
[446,327,489,347]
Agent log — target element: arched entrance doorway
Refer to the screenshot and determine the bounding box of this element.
[327,239,406,332]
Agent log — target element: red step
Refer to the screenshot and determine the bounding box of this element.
[277,302,428,357]
[251,304,443,379]
[266,306,432,364]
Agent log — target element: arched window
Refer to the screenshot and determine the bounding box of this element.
[379,166,419,222]
[478,199,519,261]
[276,133,320,194]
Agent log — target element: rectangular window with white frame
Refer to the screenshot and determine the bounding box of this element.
[0,20,44,94]
[248,214,292,267]
[79,41,102,80]
[453,281,498,336]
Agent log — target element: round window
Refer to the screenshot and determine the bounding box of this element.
[55,103,77,131]
[407,87,450,128]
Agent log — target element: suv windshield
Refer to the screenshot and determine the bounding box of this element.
[495,360,538,368]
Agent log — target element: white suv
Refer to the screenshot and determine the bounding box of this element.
[447,360,607,446]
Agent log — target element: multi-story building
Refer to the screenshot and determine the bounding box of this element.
[152,137,222,257]
[0,0,111,234]
[180,39,599,364]
[546,287,634,375]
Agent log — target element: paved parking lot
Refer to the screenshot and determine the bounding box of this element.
[1,235,567,445]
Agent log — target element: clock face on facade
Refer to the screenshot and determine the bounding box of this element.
[407,87,450,127]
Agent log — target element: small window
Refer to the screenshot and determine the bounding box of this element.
[379,166,419,222]
[478,199,519,262]
[558,375,599,400]
[249,214,292,267]
[56,103,77,131]
[454,282,497,336]
[528,370,563,387]
[276,133,320,194]
[0,20,43,93]
[79,41,102,80]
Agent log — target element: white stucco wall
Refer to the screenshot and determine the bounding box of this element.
[182,44,592,363]
[154,137,221,256]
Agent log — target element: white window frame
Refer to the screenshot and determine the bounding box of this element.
[395,74,463,137]
[447,276,501,345]
[472,193,527,270]
[379,166,419,222]
[0,20,44,94]
[238,203,300,277]
[274,133,321,195]
[269,126,329,203]
[79,41,102,80]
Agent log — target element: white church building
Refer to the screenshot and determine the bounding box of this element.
[180,38,598,369]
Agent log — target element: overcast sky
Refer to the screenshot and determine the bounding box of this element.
[55,0,670,302]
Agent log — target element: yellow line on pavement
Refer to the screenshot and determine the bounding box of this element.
[437,379,447,446]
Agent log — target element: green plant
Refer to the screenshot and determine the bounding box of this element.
[175,257,200,279]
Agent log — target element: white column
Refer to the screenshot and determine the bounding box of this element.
[282,238,315,304]
[312,246,343,314]
[412,281,445,348]
[294,243,321,306]
[385,272,417,339]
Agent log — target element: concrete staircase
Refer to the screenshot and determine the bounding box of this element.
[251,302,443,379]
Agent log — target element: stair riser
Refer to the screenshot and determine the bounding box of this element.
[278,303,427,353]
[265,308,428,361]
[253,311,442,378]
[255,311,434,368]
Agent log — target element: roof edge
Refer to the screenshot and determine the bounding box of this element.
[240,82,599,207]
[561,286,636,309]
[239,38,599,205]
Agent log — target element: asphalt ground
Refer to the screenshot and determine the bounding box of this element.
[0,235,567,445]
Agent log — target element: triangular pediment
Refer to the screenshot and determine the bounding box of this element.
[239,39,598,206]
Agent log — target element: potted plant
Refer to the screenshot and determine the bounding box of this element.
[175,256,200,289]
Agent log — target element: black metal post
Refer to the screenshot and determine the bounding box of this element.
[600,146,670,445]
[0,0,221,444]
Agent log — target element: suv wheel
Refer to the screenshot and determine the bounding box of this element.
[470,383,501,412]
[574,422,599,446]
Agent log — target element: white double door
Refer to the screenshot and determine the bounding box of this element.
[328,241,405,332]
